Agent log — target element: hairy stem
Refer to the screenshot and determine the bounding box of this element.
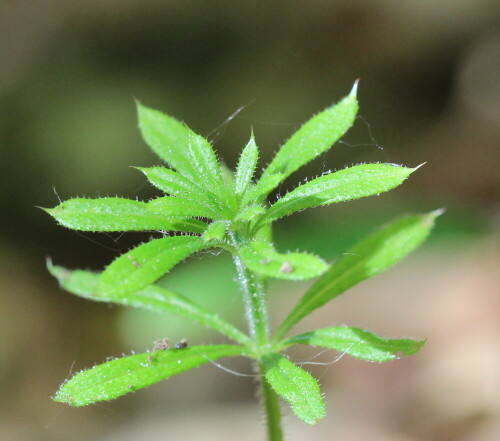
[230,232,283,440]
[230,233,269,348]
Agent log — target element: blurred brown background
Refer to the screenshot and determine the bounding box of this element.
[1,1,499,440]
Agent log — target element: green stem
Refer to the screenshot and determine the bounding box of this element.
[232,250,269,348]
[229,232,269,348]
[259,362,283,441]
[229,232,283,440]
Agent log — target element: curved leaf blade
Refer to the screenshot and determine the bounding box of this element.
[260,82,358,184]
[240,241,328,281]
[47,261,250,345]
[137,103,195,177]
[261,164,417,225]
[42,197,206,233]
[284,327,425,362]
[275,211,441,339]
[262,353,325,425]
[54,345,247,406]
[98,236,206,297]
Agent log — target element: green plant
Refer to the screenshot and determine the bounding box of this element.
[43,82,439,440]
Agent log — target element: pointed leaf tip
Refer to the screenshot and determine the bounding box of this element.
[413,162,426,171]
[431,207,446,218]
[259,85,359,186]
[259,163,415,226]
[350,79,359,98]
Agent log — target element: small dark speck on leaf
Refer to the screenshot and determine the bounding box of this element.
[127,255,142,268]
[174,339,188,349]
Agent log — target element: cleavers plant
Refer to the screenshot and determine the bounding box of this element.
[43,82,439,440]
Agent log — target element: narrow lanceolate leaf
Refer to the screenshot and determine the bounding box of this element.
[187,134,227,203]
[235,135,259,196]
[47,261,250,345]
[203,221,227,242]
[240,241,328,281]
[260,164,418,226]
[275,211,441,339]
[147,196,219,220]
[42,198,205,233]
[99,236,206,297]
[260,82,358,186]
[54,345,248,406]
[136,167,214,205]
[283,327,425,362]
[137,103,195,177]
[241,173,285,206]
[262,353,325,425]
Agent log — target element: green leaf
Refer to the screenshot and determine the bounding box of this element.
[235,135,259,196]
[235,205,266,222]
[241,173,285,207]
[275,211,441,339]
[187,134,227,204]
[99,236,206,297]
[283,327,425,362]
[260,164,418,226]
[262,353,325,425]
[136,166,213,204]
[42,197,206,233]
[203,221,227,242]
[54,345,248,406]
[47,261,250,345]
[147,196,219,220]
[260,82,358,186]
[240,241,328,281]
[137,103,196,177]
